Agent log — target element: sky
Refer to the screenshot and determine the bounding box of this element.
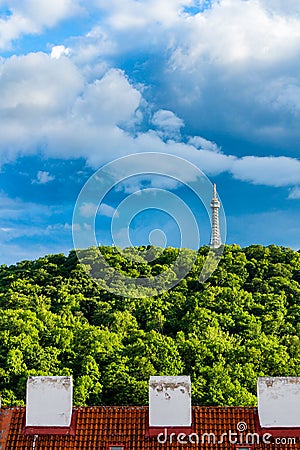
[0,0,300,265]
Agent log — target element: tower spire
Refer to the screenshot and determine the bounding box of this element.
[210,183,222,249]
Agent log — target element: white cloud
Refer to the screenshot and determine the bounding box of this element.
[0,13,35,50]
[0,0,83,50]
[288,186,300,200]
[0,25,299,193]
[32,170,55,184]
[0,221,73,265]
[0,52,83,163]
[71,0,300,155]
[259,0,300,16]
[231,156,300,187]
[0,52,82,112]
[188,136,220,153]
[46,222,77,233]
[79,202,117,219]
[79,202,122,218]
[0,193,67,265]
[0,53,82,123]
[0,0,299,264]
[73,68,141,126]
[0,192,50,220]
[153,1,300,150]
[89,0,300,70]
[152,109,184,138]
[95,0,193,29]
[0,47,299,190]
[50,45,71,59]
[98,203,118,218]
[87,0,200,60]
[15,0,82,28]
[79,202,98,218]
[170,0,300,68]
[0,227,13,233]
[70,26,116,69]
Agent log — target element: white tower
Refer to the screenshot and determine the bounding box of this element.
[210,183,222,249]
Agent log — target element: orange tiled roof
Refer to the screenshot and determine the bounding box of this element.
[0,405,299,449]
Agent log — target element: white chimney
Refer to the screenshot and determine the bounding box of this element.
[149,376,192,427]
[258,377,300,428]
[26,376,73,427]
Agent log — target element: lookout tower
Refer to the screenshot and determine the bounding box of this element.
[210,183,222,249]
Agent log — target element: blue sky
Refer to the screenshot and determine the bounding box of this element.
[0,0,300,265]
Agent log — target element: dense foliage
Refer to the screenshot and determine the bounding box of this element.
[1,244,300,407]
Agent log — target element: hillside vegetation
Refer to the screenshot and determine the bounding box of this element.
[1,244,300,406]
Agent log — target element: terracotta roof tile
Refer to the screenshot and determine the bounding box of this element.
[0,406,299,449]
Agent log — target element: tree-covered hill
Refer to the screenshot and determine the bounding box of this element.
[1,244,300,407]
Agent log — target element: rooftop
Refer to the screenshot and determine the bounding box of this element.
[0,405,299,449]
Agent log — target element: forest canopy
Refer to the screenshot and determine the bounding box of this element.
[0,244,300,407]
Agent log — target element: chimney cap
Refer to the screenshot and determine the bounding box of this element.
[149,375,191,389]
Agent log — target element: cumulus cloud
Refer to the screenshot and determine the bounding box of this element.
[0,12,299,194]
[69,26,116,69]
[0,52,83,163]
[140,1,300,151]
[89,0,300,68]
[32,171,55,184]
[73,68,141,126]
[95,0,193,29]
[63,0,298,156]
[180,1,300,67]
[1,0,300,266]
[50,45,71,59]
[2,0,299,162]
[230,156,300,187]
[0,0,83,50]
[152,109,184,139]
[188,136,220,152]
[0,0,299,264]
[0,49,299,192]
[0,53,82,121]
[87,0,201,59]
